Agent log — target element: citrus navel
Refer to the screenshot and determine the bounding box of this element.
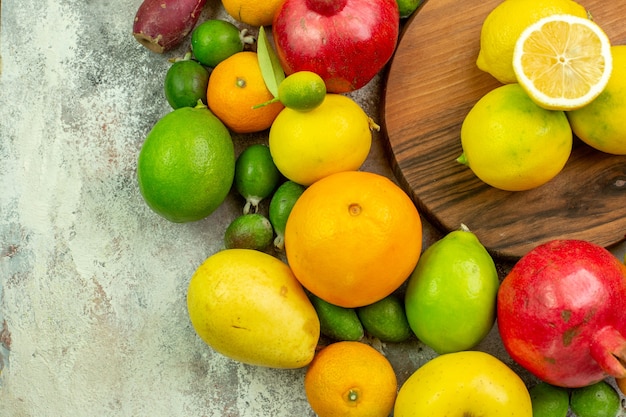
[304,341,397,417]
[207,51,284,133]
[285,170,422,308]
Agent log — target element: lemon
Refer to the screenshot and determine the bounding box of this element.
[269,94,373,186]
[137,105,235,223]
[221,0,285,27]
[476,0,588,84]
[567,46,626,155]
[529,382,570,417]
[404,226,499,354]
[570,380,621,417]
[513,14,613,111]
[459,83,572,191]
[186,249,320,368]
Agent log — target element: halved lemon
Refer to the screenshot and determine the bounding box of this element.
[513,14,613,111]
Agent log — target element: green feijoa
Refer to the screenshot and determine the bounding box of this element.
[570,380,621,417]
[404,224,499,354]
[164,57,210,109]
[224,213,273,251]
[268,180,306,250]
[529,382,569,417]
[191,19,251,68]
[234,144,281,214]
[357,294,412,343]
[309,294,364,341]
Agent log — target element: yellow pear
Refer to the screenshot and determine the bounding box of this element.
[187,249,320,368]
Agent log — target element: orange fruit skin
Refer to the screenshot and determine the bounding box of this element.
[285,171,422,308]
[304,341,397,417]
[207,51,284,134]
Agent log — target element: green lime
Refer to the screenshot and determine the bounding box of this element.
[529,382,570,417]
[277,71,327,111]
[309,294,364,341]
[224,213,274,251]
[268,180,306,250]
[164,56,209,109]
[357,294,412,343]
[137,105,235,223]
[396,0,423,19]
[191,19,251,68]
[235,143,281,214]
[404,225,499,354]
[570,381,621,417]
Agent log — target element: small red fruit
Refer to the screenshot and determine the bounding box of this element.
[497,239,626,388]
[272,0,399,93]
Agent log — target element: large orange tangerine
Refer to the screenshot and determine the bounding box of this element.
[285,171,422,308]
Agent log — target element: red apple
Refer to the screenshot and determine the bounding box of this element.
[272,0,399,93]
[497,239,626,388]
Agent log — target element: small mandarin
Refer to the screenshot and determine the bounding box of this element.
[207,51,284,133]
[304,341,397,417]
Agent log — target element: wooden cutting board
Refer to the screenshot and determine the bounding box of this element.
[382,0,626,259]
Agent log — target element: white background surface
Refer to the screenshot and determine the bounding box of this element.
[1,0,625,416]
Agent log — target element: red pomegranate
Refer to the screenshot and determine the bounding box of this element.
[272,0,399,93]
[497,239,626,388]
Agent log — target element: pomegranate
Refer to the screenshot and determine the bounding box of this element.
[497,239,626,388]
[272,0,399,93]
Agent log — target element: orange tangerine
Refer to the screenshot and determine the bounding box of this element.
[304,341,397,417]
[285,170,422,308]
[207,51,284,133]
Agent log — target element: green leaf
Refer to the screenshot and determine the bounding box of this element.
[257,26,285,98]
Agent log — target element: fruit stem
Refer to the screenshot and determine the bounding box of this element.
[456,153,469,166]
[589,326,626,379]
[239,28,255,46]
[252,97,281,109]
[169,51,193,64]
[368,117,381,132]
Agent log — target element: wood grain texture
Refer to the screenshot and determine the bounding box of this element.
[382,0,626,259]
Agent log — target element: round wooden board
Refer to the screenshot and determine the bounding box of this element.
[381,0,626,259]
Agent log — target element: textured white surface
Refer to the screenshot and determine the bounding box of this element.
[1,0,625,416]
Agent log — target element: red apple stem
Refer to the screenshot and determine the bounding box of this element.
[590,326,626,378]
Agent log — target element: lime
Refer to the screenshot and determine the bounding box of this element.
[396,0,423,19]
[570,381,621,417]
[137,105,235,223]
[191,19,252,68]
[163,56,210,109]
[268,180,306,251]
[357,294,412,343]
[459,83,572,191]
[235,143,281,214]
[278,71,327,111]
[224,213,274,251]
[529,382,570,417]
[404,225,499,354]
[309,294,364,341]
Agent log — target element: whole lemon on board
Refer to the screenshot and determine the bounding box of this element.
[186,249,320,368]
[394,351,533,416]
[404,225,499,354]
[568,45,626,155]
[137,105,235,223]
[269,94,373,186]
[285,170,422,308]
[476,0,588,84]
[458,83,572,191]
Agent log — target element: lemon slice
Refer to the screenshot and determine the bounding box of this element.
[513,14,613,111]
